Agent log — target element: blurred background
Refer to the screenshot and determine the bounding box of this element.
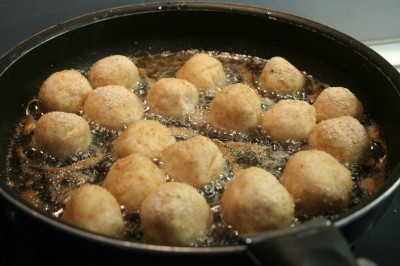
[0,1,399,265]
[1,0,399,70]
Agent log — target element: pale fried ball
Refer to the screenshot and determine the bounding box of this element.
[88,55,139,89]
[83,85,143,130]
[31,111,92,158]
[261,99,316,142]
[147,78,199,119]
[221,167,294,235]
[281,150,353,214]
[103,153,166,212]
[176,53,226,91]
[313,87,363,122]
[62,184,124,237]
[208,83,262,132]
[308,116,370,164]
[161,136,225,188]
[259,56,305,96]
[140,182,211,246]
[38,69,93,114]
[113,120,176,160]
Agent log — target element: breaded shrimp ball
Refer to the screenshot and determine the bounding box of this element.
[208,83,262,132]
[38,69,93,114]
[113,120,176,160]
[221,167,294,235]
[88,55,139,89]
[31,111,92,158]
[147,78,199,120]
[281,150,353,214]
[176,53,226,91]
[103,153,166,212]
[83,85,143,130]
[308,116,370,164]
[313,87,363,122]
[161,136,225,188]
[140,182,211,246]
[259,56,305,96]
[261,99,316,142]
[62,184,124,237]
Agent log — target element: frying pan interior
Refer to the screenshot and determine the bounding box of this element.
[1,2,400,265]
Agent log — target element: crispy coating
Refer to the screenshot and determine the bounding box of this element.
[83,85,143,130]
[140,182,211,246]
[176,53,225,91]
[147,78,199,119]
[113,120,176,160]
[161,136,225,188]
[103,153,166,212]
[259,56,305,96]
[208,83,262,132]
[62,184,124,237]
[313,87,363,122]
[38,69,93,114]
[281,150,353,214]
[88,55,139,89]
[31,111,92,158]
[261,99,316,142]
[308,116,370,164]
[221,167,294,235]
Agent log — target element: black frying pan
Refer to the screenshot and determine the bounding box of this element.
[1,2,400,266]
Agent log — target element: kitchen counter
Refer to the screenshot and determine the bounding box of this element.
[1,1,399,265]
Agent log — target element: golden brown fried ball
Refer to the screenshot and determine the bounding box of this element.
[140,182,211,246]
[62,184,124,237]
[31,111,92,158]
[308,116,370,164]
[147,78,199,120]
[113,120,176,160]
[161,136,225,188]
[259,56,305,96]
[313,86,363,122]
[281,150,353,214]
[38,69,93,114]
[88,55,140,89]
[221,167,294,235]
[103,153,166,212]
[260,99,316,142]
[83,85,143,130]
[176,53,226,91]
[207,83,262,133]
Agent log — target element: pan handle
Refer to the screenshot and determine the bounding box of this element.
[241,217,357,266]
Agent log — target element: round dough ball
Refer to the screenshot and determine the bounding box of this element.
[88,55,139,89]
[38,69,93,114]
[140,182,211,246]
[259,56,305,96]
[161,136,225,188]
[31,111,92,158]
[62,184,124,237]
[313,86,363,122]
[83,85,143,130]
[221,167,294,235]
[147,78,199,119]
[281,150,353,214]
[308,116,370,164]
[261,99,316,142]
[113,120,176,160]
[176,53,225,91]
[103,153,166,212]
[208,83,262,132]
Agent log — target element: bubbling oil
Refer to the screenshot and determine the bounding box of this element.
[4,50,387,247]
